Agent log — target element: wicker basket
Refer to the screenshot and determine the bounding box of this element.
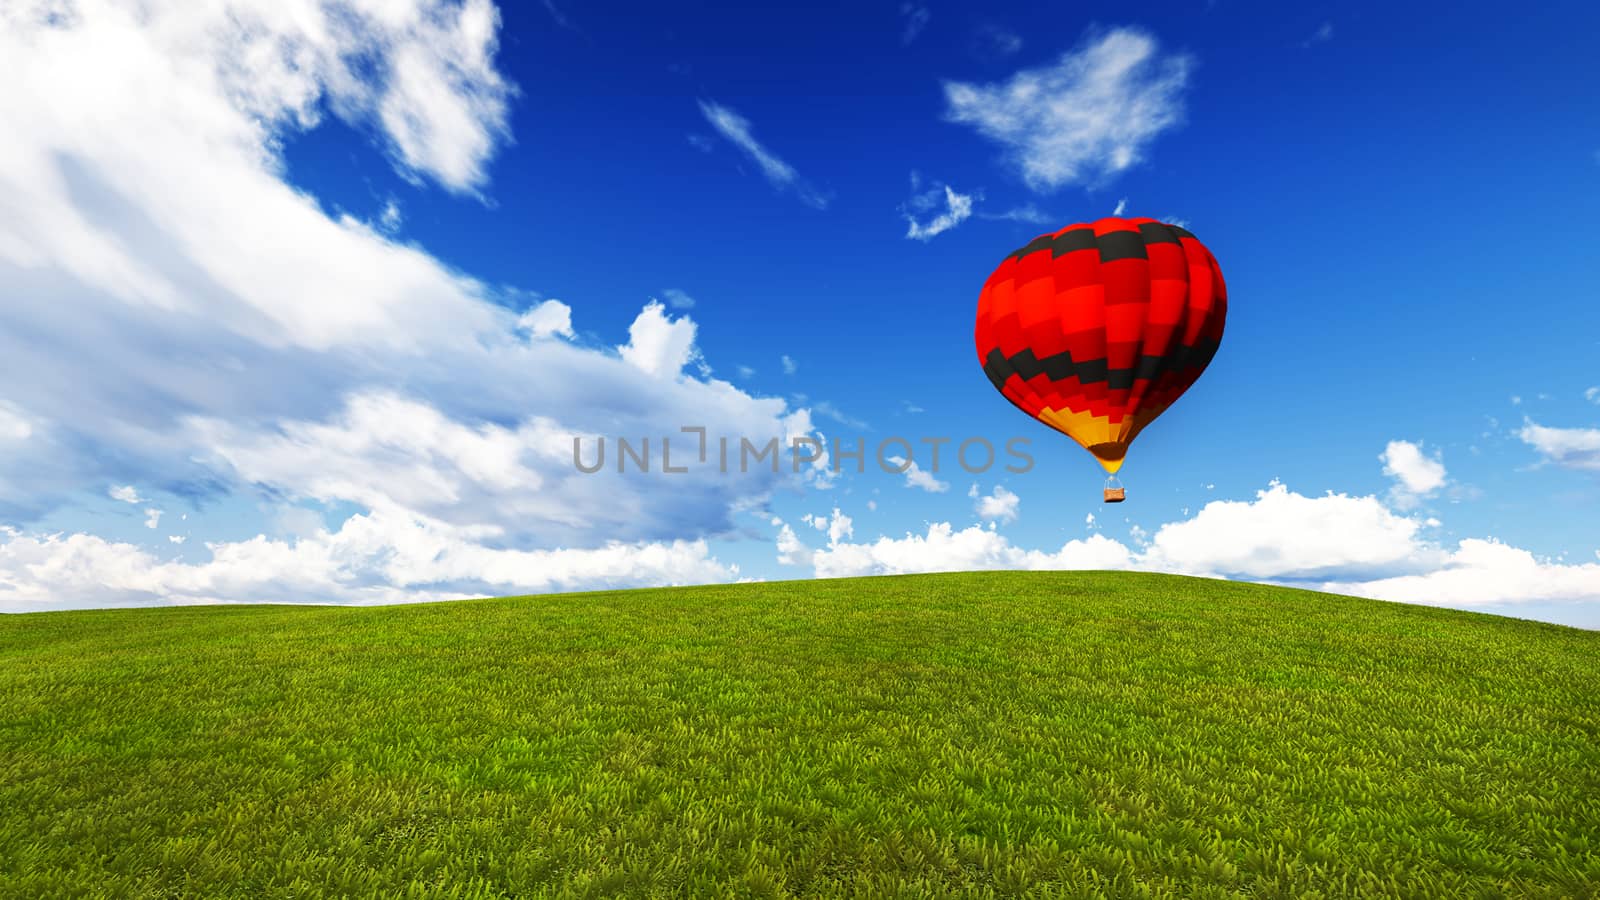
[1103,487,1126,503]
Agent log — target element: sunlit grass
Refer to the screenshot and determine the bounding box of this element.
[2,572,1596,898]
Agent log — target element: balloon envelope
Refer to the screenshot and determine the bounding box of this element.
[974,217,1227,473]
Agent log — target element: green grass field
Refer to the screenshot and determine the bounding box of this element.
[2,572,1597,899]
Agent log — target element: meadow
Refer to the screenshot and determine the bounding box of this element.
[1,572,1596,898]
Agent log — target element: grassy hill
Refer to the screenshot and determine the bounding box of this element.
[1,572,1596,898]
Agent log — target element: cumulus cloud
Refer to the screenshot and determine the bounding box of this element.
[810,524,1133,579]
[799,508,853,546]
[517,299,575,340]
[1585,386,1600,404]
[1141,480,1437,580]
[1112,197,1128,216]
[777,507,854,569]
[618,301,700,378]
[782,355,798,375]
[973,484,1020,523]
[1381,440,1448,508]
[1323,540,1600,608]
[1519,421,1600,471]
[144,508,163,529]
[0,510,735,612]
[7,0,515,196]
[943,27,1192,190]
[698,100,829,209]
[778,475,1600,615]
[181,369,813,550]
[775,522,813,568]
[0,1,828,610]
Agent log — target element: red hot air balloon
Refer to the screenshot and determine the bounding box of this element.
[974,217,1226,503]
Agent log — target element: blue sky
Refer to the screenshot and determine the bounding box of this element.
[2,0,1599,627]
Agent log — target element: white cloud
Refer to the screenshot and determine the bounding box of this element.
[784,473,1600,614]
[109,485,145,504]
[1112,197,1127,215]
[769,432,1600,618]
[905,185,975,241]
[736,365,755,379]
[886,456,949,493]
[775,507,852,568]
[1323,539,1600,608]
[1141,481,1434,580]
[1381,439,1448,508]
[184,391,549,524]
[0,508,736,612]
[17,0,515,196]
[782,355,798,375]
[1584,386,1600,404]
[182,376,811,548]
[824,508,853,545]
[374,0,514,192]
[900,2,930,46]
[775,522,812,568]
[0,2,830,608]
[618,301,699,378]
[168,535,186,545]
[974,484,1019,523]
[943,27,1192,190]
[516,299,574,340]
[661,288,696,309]
[144,508,163,529]
[810,523,1132,579]
[1519,421,1600,471]
[697,100,829,209]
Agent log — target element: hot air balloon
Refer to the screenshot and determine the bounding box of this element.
[974,217,1226,503]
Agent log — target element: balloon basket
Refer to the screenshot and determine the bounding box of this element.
[1103,477,1125,503]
